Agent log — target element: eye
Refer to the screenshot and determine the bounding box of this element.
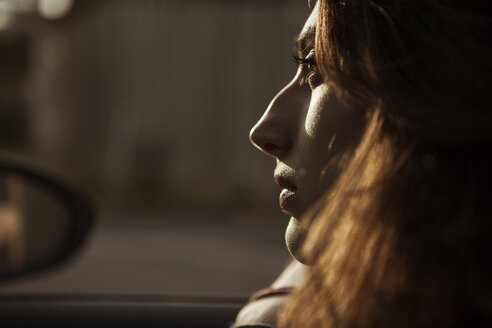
[292,51,322,89]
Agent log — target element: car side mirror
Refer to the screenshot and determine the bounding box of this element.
[0,155,93,281]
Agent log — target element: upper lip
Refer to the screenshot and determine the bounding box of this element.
[274,175,297,191]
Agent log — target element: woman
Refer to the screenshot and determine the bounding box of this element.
[234,2,365,326]
[275,0,491,327]
[238,0,491,327]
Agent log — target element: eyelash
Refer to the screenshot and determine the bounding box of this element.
[291,54,321,88]
[292,54,316,69]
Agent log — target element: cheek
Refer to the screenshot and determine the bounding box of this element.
[303,87,328,138]
[305,87,362,155]
[302,90,363,190]
[304,104,321,137]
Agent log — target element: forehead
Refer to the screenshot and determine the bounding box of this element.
[297,4,318,56]
[302,2,318,33]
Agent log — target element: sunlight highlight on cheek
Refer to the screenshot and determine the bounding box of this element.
[304,107,321,137]
[304,86,329,137]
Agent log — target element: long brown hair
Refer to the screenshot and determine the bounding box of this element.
[279,1,491,327]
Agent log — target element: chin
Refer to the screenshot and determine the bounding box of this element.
[285,217,311,265]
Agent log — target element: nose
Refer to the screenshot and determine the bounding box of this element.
[249,82,303,158]
[249,118,290,158]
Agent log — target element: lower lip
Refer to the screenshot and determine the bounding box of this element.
[279,189,297,214]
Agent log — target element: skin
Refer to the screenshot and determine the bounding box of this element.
[249,4,363,263]
[234,5,364,327]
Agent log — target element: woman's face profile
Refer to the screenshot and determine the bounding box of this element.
[250,5,363,262]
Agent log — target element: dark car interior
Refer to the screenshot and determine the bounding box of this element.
[0,0,308,327]
[0,155,244,327]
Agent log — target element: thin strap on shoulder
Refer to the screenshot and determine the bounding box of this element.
[249,286,294,302]
[232,325,273,328]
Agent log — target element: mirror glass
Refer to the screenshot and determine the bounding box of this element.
[0,170,71,277]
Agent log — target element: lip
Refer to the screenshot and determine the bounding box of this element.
[274,175,297,191]
[274,175,298,215]
[279,188,298,215]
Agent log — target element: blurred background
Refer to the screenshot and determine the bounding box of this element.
[0,0,308,298]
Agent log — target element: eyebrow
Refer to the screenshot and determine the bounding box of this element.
[295,26,316,57]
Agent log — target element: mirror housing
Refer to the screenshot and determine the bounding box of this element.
[0,155,93,281]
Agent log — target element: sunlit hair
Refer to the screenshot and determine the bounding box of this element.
[279,0,491,327]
